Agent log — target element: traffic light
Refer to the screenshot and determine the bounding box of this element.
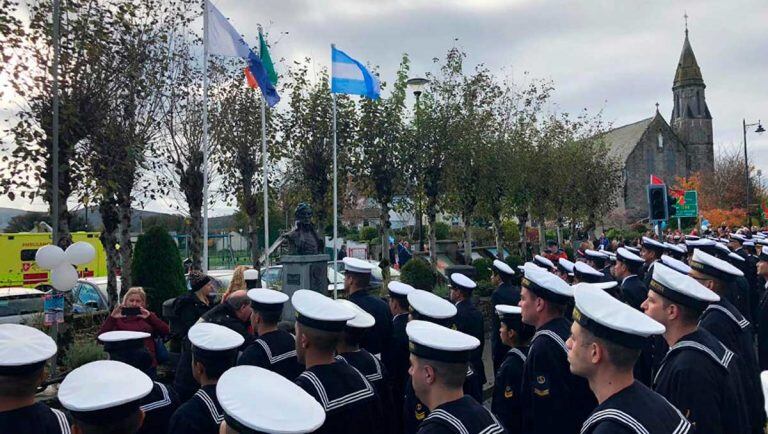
[648,184,668,221]
[668,195,678,218]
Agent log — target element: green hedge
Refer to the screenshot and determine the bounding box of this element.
[400,257,436,291]
[359,226,378,242]
[132,226,187,314]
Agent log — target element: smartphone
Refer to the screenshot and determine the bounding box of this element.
[121,306,141,316]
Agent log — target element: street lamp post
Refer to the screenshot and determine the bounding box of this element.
[743,118,765,225]
[406,77,429,252]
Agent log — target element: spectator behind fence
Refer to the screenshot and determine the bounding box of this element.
[222,265,248,302]
[98,287,170,376]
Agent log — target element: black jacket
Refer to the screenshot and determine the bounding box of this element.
[454,298,486,385]
[349,290,393,358]
[490,282,521,373]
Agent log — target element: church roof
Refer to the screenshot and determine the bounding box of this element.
[673,31,704,88]
[602,116,654,163]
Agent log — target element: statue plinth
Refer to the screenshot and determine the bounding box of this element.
[280,254,330,320]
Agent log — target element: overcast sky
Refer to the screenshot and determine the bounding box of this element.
[1,0,767,214]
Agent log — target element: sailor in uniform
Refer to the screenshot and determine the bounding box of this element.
[403,289,482,434]
[640,237,665,287]
[642,262,750,434]
[489,259,520,373]
[216,365,326,434]
[664,242,688,261]
[344,257,393,359]
[555,257,575,283]
[756,247,768,370]
[491,305,534,432]
[406,320,506,434]
[613,247,647,310]
[335,299,395,433]
[449,273,486,387]
[688,249,765,433]
[168,323,244,434]
[0,324,70,434]
[291,289,385,434]
[59,360,153,434]
[518,263,596,434]
[573,260,616,293]
[584,249,612,281]
[533,254,555,271]
[384,281,416,434]
[97,331,180,434]
[566,282,692,434]
[238,288,302,380]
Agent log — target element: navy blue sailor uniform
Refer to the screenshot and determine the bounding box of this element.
[167,384,224,434]
[652,329,749,434]
[582,381,692,434]
[454,298,486,386]
[417,396,506,434]
[620,274,647,311]
[386,312,410,434]
[137,381,180,434]
[521,317,596,434]
[490,282,521,372]
[237,329,303,380]
[295,360,386,434]
[349,289,393,358]
[0,402,70,434]
[336,349,395,434]
[491,346,527,432]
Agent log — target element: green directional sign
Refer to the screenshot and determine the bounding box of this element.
[674,190,698,218]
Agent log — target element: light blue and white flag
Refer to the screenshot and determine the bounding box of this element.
[331,45,380,100]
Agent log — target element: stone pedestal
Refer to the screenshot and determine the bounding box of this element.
[281,254,329,321]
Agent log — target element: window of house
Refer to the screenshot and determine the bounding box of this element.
[657,132,664,150]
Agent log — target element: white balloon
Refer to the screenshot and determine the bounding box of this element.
[35,245,66,270]
[51,264,78,291]
[65,242,96,265]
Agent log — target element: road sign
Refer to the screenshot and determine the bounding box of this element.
[674,190,698,218]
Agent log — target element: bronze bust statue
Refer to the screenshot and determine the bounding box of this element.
[285,203,324,255]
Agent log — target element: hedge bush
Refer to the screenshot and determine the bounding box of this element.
[359,226,378,242]
[400,257,436,291]
[132,226,187,314]
[434,222,451,240]
[63,339,106,371]
[472,258,493,282]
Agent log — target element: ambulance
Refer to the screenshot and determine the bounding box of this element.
[0,232,107,288]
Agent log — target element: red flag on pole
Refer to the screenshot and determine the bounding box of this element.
[650,174,664,185]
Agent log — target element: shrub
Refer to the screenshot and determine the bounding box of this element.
[500,220,520,246]
[434,222,451,240]
[472,258,493,282]
[63,339,106,371]
[359,226,378,242]
[504,255,523,269]
[132,226,187,314]
[400,257,436,291]
[474,280,495,298]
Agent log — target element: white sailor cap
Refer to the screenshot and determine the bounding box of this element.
[406,320,479,363]
[495,304,521,318]
[292,289,355,332]
[336,299,375,329]
[572,284,665,349]
[728,252,746,263]
[689,249,744,281]
[59,360,152,425]
[713,242,732,257]
[730,233,747,243]
[450,273,477,292]
[189,323,245,363]
[557,258,575,275]
[573,261,605,283]
[585,249,608,262]
[98,331,150,352]
[660,255,691,275]
[685,238,717,255]
[624,246,641,254]
[649,263,719,311]
[571,281,618,293]
[641,236,665,251]
[492,259,515,276]
[217,366,326,434]
[248,288,289,312]
[616,247,644,265]
[757,239,768,247]
[744,240,756,248]
[407,289,457,323]
[664,243,687,256]
[521,262,573,304]
[243,269,259,280]
[533,255,555,270]
[388,281,416,299]
[684,235,700,241]
[343,257,375,274]
[603,252,617,263]
[0,324,57,375]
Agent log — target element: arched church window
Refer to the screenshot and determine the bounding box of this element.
[657,132,664,150]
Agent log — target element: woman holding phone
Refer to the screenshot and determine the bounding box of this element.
[98,287,170,377]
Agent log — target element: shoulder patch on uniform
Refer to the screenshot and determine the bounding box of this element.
[533,374,549,397]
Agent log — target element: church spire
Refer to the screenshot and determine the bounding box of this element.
[673,21,704,88]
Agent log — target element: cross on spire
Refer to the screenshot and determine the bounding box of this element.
[655,102,660,113]
[684,11,689,36]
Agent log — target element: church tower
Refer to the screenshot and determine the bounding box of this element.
[671,27,714,174]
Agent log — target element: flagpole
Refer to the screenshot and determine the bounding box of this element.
[261,95,269,274]
[202,0,210,272]
[332,59,339,300]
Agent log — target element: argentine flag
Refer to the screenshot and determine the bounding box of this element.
[331,45,380,100]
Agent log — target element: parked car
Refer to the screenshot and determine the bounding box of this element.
[0,282,111,325]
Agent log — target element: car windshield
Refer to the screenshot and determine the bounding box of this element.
[0,295,43,317]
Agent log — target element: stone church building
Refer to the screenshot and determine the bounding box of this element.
[604,29,714,221]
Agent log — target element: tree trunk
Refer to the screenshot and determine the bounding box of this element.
[569,220,578,252]
[427,204,438,270]
[463,214,472,265]
[492,215,504,260]
[517,212,528,260]
[379,202,391,280]
[189,204,203,270]
[99,199,120,307]
[118,199,133,290]
[538,220,546,255]
[248,212,259,268]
